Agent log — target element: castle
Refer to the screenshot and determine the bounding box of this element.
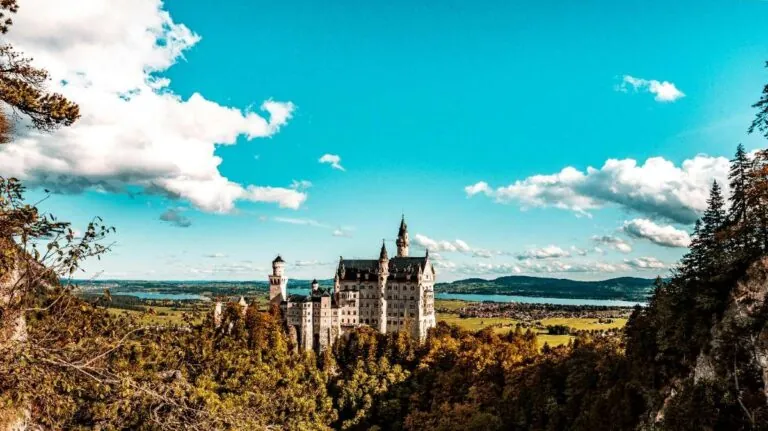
[269,217,436,351]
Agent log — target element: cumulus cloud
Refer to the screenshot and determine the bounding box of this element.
[619,75,685,102]
[159,208,191,228]
[624,256,667,270]
[516,245,571,260]
[0,0,304,213]
[465,155,728,224]
[571,246,589,256]
[592,235,633,253]
[413,234,472,253]
[319,154,345,171]
[441,259,630,276]
[622,218,691,248]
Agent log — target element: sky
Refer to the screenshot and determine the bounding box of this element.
[1,0,767,282]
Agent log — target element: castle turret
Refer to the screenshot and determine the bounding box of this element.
[311,278,319,294]
[396,215,409,257]
[269,255,288,306]
[377,240,389,333]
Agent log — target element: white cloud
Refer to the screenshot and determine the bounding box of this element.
[516,245,571,260]
[592,235,633,253]
[0,0,303,213]
[413,234,474,253]
[332,227,353,238]
[464,181,492,196]
[465,155,729,224]
[294,260,330,267]
[441,259,630,276]
[191,261,265,275]
[624,256,667,270]
[290,180,313,190]
[272,217,328,228]
[472,249,494,258]
[204,252,227,258]
[570,246,589,256]
[319,154,345,171]
[622,218,691,248]
[619,75,685,102]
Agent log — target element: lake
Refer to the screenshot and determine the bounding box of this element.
[114,292,210,301]
[434,293,644,307]
[288,288,644,307]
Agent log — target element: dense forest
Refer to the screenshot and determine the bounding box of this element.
[4,0,768,428]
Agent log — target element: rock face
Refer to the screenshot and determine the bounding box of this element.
[651,257,768,426]
[723,257,768,399]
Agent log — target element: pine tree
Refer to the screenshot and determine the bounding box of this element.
[749,61,768,139]
[747,149,768,252]
[727,144,753,254]
[699,181,727,274]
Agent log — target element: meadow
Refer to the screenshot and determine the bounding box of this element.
[102,297,627,348]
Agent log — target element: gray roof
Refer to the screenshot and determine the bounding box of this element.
[336,256,429,281]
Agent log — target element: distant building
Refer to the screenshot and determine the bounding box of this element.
[275,216,436,351]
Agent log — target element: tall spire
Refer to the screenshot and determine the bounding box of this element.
[396,215,409,257]
[379,239,388,261]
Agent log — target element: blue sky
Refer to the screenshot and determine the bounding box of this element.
[2,0,768,281]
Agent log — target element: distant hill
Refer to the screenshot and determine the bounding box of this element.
[435,275,656,302]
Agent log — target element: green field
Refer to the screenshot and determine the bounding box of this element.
[437,313,626,349]
[106,306,202,325]
[102,298,624,349]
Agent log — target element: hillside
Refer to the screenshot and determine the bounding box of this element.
[436,275,655,301]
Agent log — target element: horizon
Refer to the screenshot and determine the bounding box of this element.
[1,0,767,282]
[71,273,658,284]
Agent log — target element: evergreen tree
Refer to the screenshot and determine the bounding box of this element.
[749,61,768,139]
[699,181,727,275]
[728,144,751,231]
[747,149,768,252]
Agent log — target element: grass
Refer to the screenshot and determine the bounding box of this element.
[106,306,202,326]
[436,313,627,349]
[435,299,470,312]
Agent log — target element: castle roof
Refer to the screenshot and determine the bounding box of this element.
[272,255,285,264]
[398,215,407,236]
[287,294,311,302]
[336,256,429,281]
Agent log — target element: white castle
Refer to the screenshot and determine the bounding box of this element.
[269,216,436,351]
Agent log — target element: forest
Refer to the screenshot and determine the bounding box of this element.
[4,0,768,429]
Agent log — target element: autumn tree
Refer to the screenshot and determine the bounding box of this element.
[0,0,79,134]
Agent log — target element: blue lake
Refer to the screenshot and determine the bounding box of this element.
[113,289,644,307]
[289,288,644,307]
[114,292,210,301]
[434,293,644,307]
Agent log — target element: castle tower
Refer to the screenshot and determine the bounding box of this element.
[311,278,319,294]
[269,255,288,306]
[377,241,389,333]
[396,215,409,257]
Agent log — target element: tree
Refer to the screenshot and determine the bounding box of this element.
[749,61,768,139]
[746,149,768,252]
[729,144,751,222]
[0,0,79,133]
